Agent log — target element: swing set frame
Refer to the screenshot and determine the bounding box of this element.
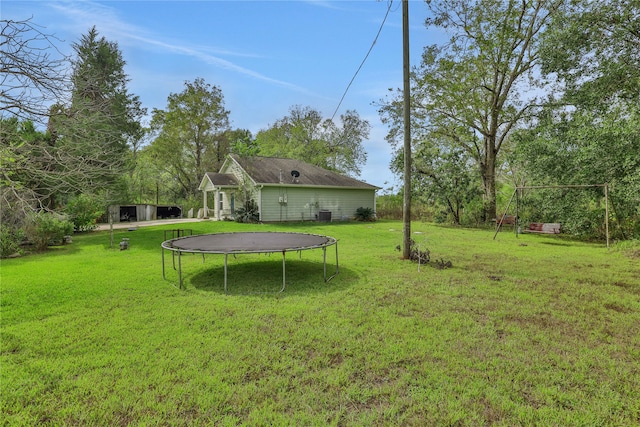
[493,183,610,248]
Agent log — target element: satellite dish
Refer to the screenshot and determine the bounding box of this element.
[291,170,300,178]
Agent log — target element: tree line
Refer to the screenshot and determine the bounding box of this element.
[0,19,370,254]
[378,0,639,240]
[2,0,639,255]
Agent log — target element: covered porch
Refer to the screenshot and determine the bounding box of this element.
[198,173,239,220]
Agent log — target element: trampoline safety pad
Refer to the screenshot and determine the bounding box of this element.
[161,232,339,292]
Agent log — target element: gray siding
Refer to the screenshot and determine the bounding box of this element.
[259,186,375,222]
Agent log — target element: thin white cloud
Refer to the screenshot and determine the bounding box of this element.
[48,1,321,97]
[301,0,343,10]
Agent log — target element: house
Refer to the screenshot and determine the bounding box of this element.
[198,155,380,222]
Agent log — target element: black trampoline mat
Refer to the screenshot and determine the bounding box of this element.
[164,232,335,254]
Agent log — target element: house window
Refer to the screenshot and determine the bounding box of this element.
[219,192,224,211]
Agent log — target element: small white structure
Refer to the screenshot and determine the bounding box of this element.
[198,155,379,222]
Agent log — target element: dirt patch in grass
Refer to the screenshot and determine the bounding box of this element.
[611,281,640,294]
[603,302,632,313]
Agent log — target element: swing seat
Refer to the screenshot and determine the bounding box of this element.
[523,222,561,234]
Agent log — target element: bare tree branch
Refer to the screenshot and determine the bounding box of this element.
[0,18,69,124]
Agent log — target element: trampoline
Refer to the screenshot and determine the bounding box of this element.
[161,232,339,292]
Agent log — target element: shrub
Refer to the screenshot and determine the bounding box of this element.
[24,212,74,251]
[614,239,640,259]
[235,199,260,223]
[0,225,25,258]
[375,195,435,221]
[65,194,104,232]
[354,207,376,222]
[461,198,485,227]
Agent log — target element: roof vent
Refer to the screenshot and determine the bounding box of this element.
[291,170,300,183]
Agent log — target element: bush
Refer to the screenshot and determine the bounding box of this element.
[354,207,376,222]
[24,212,74,251]
[0,225,25,258]
[235,199,260,223]
[375,195,435,221]
[461,198,485,227]
[65,194,104,232]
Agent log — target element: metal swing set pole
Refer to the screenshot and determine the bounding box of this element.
[493,184,610,248]
[493,188,518,241]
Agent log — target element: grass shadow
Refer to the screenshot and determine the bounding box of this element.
[186,258,357,296]
[10,242,82,261]
[539,240,572,247]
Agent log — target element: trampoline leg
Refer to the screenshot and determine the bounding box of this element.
[323,246,327,280]
[178,250,183,289]
[162,248,166,280]
[325,242,339,282]
[224,253,228,294]
[281,251,286,292]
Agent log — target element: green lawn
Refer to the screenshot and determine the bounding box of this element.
[1,221,639,426]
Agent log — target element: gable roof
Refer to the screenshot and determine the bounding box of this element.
[204,172,238,186]
[227,155,380,190]
[198,172,239,192]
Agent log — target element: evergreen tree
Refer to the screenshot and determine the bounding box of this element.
[51,27,145,202]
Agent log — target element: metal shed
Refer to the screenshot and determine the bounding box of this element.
[108,204,182,223]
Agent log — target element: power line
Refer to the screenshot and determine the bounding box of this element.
[329,0,394,122]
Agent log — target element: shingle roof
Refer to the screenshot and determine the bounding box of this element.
[204,172,238,186]
[228,155,379,189]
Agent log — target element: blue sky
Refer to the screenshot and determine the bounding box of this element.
[4,0,440,190]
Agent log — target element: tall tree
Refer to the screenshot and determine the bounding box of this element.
[150,78,230,198]
[539,0,640,108]
[380,0,561,221]
[50,27,145,202]
[256,105,369,177]
[514,0,640,239]
[393,139,481,225]
[203,128,255,173]
[256,105,324,165]
[323,110,370,176]
[2,23,143,230]
[228,128,259,158]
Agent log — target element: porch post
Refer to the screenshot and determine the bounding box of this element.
[215,189,221,220]
[203,190,208,218]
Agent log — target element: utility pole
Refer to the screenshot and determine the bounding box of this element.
[402,0,412,259]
